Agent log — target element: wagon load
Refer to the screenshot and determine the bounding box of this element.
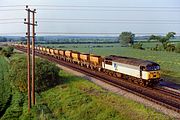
[42,47,46,52]
[80,53,90,62]
[90,55,103,66]
[50,48,54,55]
[65,50,72,58]
[54,49,59,55]
[46,48,50,54]
[72,51,80,62]
[59,49,65,56]
[39,46,43,51]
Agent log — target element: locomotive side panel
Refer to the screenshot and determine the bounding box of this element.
[104,62,140,78]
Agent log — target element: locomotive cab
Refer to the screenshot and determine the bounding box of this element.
[140,63,161,85]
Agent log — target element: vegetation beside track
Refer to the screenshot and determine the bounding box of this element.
[38,71,172,120]
[0,56,11,116]
[0,50,174,119]
[41,43,180,84]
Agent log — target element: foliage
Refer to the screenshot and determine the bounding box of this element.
[132,42,144,50]
[8,56,27,92]
[149,32,176,51]
[1,46,14,58]
[1,91,25,120]
[0,56,11,114]
[39,71,171,120]
[150,44,164,51]
[119,32,135,46]
[35,58,60,92]
[0,47,2,51]
[165,43,176,52]
[8,55,60,93]
[175,43,180,53]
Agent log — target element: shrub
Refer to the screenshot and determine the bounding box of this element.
[165,43,176,52]
[8,56,61,92]
[1,46,14,58]
[35,58,60,92]
[0,47,2,51]
[151,44,164,51]
[132,42,144,50]
[175,43,180,53]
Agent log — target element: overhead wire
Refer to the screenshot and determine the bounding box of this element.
[0,5,180,8]
[0,22,23,24]
[0,5,179,35]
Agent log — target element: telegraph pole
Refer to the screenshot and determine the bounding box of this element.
[31,9,36,106]
[24,5,37,112]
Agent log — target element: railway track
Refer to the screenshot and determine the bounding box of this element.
[16,47,180,113]
[154,87,180,101]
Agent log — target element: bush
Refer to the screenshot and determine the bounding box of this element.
[0,47,2,51]
[175,43,180,53]
[151,44,164,51]
[35,58,60,92]
[165,43,176,52]
[132,42,144,50]
[8,56,61,93]
[1,46,14,58]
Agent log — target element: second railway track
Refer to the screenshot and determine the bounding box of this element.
[16,47,180,113]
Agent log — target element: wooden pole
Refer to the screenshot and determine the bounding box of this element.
[31,9,36,105]
[27,8,31,112]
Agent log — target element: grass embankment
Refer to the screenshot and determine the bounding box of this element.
[0,56,11,116]
[42,43,180,84]
[37,71,172,120]
[0,52,174,119]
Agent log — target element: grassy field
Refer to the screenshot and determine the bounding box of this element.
[36,71,172,120]
[41,43,180,84]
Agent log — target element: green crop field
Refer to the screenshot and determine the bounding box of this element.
[41,43,180,84]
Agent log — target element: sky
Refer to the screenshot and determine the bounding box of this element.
[0,0,180,36]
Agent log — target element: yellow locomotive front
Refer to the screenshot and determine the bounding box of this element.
[142,64,161,85]
[146,65,161,82]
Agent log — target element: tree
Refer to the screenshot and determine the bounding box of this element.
[119,32,135,46]
[149,32,176,50]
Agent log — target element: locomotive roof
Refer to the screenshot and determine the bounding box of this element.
[105,55,159,67]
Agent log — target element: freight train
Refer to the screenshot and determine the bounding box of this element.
[14,44,161,87]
